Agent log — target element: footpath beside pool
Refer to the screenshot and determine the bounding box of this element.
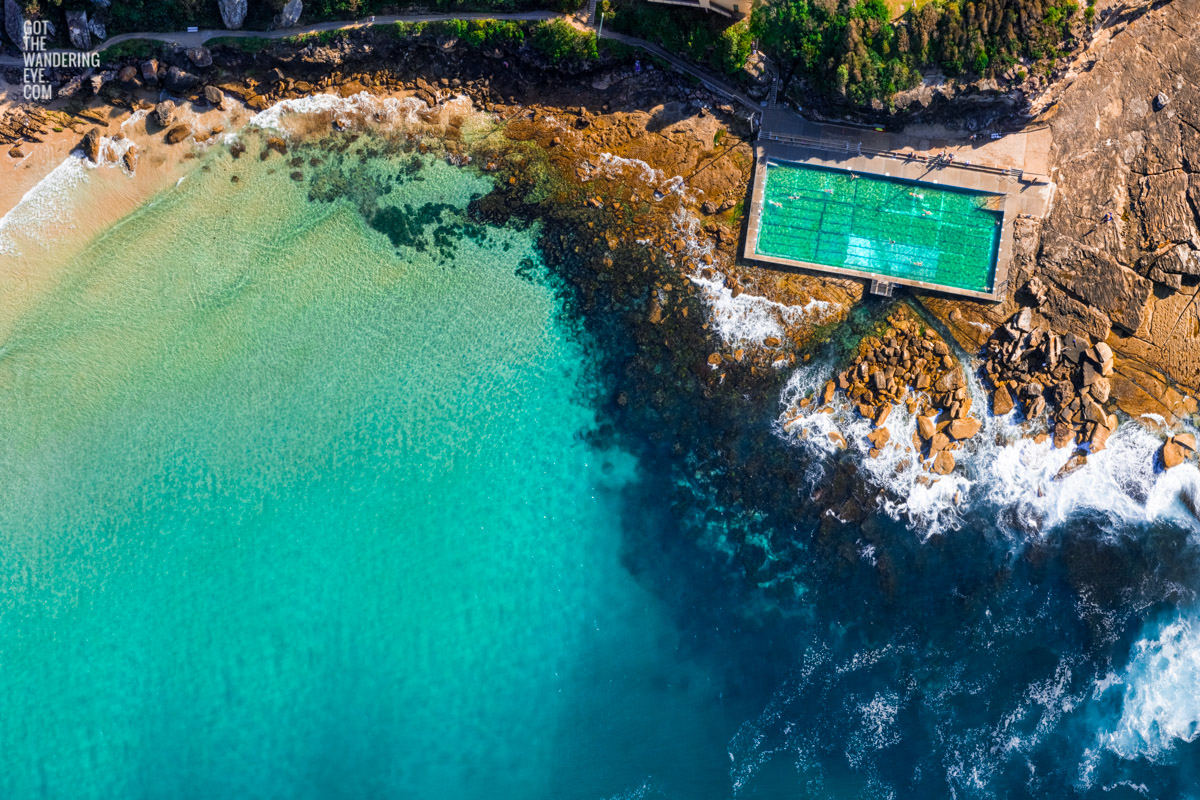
[743,121,1054,302]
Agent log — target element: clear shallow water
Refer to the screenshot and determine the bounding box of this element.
[0,141,741,800]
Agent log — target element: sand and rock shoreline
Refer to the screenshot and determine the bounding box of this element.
[2,7,1199,494]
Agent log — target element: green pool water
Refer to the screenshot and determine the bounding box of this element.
[755,160,1003,294]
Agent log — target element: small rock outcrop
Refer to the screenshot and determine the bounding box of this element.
[203,85,225,108]
[274,0,302,28]
[79,128,102,162]
[984,307,1119,451]
[1162,434,1196,469]
[219,0,247,29]
[5,0,26,50]
[65,9,91,50]
[806,308,982,475]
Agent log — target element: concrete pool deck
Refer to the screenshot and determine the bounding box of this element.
[743,114,1055,302]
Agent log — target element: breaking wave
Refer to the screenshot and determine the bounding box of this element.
[1091,613,1200,763]
[0,136,135,257]
[246,90,471,136]
[776,349,1200,539]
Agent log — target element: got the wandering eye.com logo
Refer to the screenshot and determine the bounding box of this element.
[21,20,101,101]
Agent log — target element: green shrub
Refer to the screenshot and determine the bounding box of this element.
[715,20,752,75]
[530,19,597,62]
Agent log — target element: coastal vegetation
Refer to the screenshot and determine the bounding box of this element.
[604,1,754,78]
[603,0,1086,109]
[750,0,1087,106]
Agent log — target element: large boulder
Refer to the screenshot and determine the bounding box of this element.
[203,85,225,108]
[65,10,92,50]
[992,384,1014,415]
[4,0,25,51]
[117,65,139,87]
[140,58,160,85]
[274,0,302,28]
[88,17,106,40]
[163,66,199,93]
[932,450,956,475]
[164,124,193,145]
[219,0,247,29]
[186,46,212,68]
[152,100,176,127]
[948,417,982,440]
[1162,439,1185,469]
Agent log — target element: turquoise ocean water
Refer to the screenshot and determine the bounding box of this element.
[0,141,736,800]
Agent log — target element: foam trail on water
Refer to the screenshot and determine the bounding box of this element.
[663,210,833,347]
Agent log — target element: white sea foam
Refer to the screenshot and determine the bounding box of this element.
[246,91,468,135]
[120,108,148,130]
[690,270,834,346]
[0,136,135,258]
[578,152,693,202]
[776,349,1200,539]
[1093,613,1200,762]
[666,210,834,346]
[777,360,973,537]
[849,692,901,764]
[592,152,660,185]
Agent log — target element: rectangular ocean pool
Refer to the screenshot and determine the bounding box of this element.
[754,160,1003,295]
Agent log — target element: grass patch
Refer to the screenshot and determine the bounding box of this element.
[205,36,275,52]
[98,39,159,61]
